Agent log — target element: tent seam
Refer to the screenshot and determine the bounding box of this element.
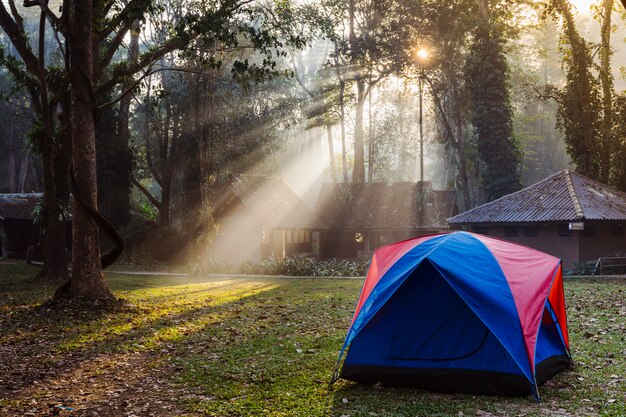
[427,260,533,385]
[339,234,457,353]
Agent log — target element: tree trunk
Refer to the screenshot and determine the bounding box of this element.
[326,124,338,182]
[338,79,349,182]
[599,0,614,184]
[105,19,139,226]
[457,141,472,211]
[348,0,366,183]
[18,154,29,192]
[7,151,17,192]
[367,79,374,182]
[161,178,171,226]
[40,144,69,282]
[67,0,113,300]
[395,83,408,181]
[353,79,366,183]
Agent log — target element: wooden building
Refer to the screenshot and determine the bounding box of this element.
[212,175,315,260]
[312,182,458,260]
[447,170,626,269]
[0,193,41,258]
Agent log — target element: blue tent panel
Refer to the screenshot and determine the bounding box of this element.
[345,260,522,376]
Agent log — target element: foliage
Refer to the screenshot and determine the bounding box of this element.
[96,100,134,227]
[547,0,603,181]
[0,69,36,193]
[565,262,598,276]
[465,23,522,202]
[507,15,571,187]
[202,255,370,277]
[32,198,70,225]
[139,201,158,222]
[612,93,626,190]
[0,264,625,416]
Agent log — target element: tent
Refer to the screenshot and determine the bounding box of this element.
[334,231,572,400]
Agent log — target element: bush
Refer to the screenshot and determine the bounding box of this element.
[203,255,370,277]
[566,261,597,276]
[116,217,187,267]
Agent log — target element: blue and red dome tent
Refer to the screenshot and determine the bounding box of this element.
[334,231,571,400]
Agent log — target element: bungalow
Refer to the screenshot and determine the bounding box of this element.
[312,182,458,260]
[447,170,626,269]
[0,193,41,258]
[212,175,315,260]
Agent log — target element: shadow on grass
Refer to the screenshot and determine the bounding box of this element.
[0,272,286,399]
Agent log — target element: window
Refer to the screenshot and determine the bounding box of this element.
[472,225,489,235]
[504,226,518,237]
[558,224,573,237]
[285,230,292,243]
[523,226,538,237]
[581,224,595,238]
[291,230,311,244]
[612,224,624,237]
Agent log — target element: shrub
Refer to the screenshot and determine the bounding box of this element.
[204,255,370,277]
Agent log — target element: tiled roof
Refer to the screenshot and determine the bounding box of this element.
[312,182,458,230]
[448,170,626,224]
[0,193,42,220]
[213,175,312,229]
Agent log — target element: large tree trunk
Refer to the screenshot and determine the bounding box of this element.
[38,6,70,282]
[67,0,113,300]
[40,143,69,282]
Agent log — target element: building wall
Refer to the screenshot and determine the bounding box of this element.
[468,224,580,269]
[0,219,4,257]
[319,228,444,260]
[0,218,39,259]
[578,222,626,265]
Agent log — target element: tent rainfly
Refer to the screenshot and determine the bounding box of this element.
[334,231,572,401]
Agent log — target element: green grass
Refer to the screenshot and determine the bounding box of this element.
[0,263,624,416]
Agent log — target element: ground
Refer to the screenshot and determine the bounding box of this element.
[0,262,624,417]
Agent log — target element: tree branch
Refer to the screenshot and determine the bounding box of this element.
[7,0,24,31]
[23,0,61,29]
[0,3,41,76]
[131,177,162,210]
[97,0,150,42]
[424,74,458,148]
[291,56,314,97]
[95,40,180,96]
[97,18,137,78]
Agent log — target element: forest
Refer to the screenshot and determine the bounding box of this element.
[1,0,626,301]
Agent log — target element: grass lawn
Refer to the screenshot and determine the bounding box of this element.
[0,262,624,416]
